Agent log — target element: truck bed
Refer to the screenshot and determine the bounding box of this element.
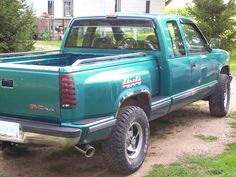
[0,51,150,123]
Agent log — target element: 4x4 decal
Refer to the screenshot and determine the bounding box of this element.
[123,76,142,88]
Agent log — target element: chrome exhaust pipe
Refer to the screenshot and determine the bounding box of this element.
[74,144,95,158]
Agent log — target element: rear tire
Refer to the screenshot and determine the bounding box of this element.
[209,74,230,117]
[102,106,149,174]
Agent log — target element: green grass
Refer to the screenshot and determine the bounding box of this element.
[229,112,236,126]
[35,40,61,46]
[230,122,236,129]
[228,112,236,119]
[34,40,61,51]
[230,49,236,75]
[229,112,236,129]
[195,134,219,142]
[145,143,236,177]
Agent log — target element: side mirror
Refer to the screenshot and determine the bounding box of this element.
[210,38,221,49]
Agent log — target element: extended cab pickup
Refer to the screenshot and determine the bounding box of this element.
[0,14,232,174]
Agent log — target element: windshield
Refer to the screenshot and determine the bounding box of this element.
[65,19,159,50]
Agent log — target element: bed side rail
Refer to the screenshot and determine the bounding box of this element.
[72,52,147,67]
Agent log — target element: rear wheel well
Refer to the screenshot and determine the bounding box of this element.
[119,93,151,118]
[220,65,230,75]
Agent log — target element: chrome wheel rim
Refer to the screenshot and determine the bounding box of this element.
[224,84,229,109]
[125,122,143,159]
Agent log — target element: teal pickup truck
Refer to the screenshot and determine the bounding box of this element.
[0,14,232,174]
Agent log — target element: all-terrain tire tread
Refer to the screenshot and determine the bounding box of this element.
[209,74,230,117]
[102,106,149,174]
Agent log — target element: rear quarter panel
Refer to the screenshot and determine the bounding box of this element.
[60,55,159,122]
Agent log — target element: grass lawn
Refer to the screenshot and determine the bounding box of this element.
[230,49,236,75]
[145,112,236,177]
[34,40,61,51]
[145,143,236,177]
[35,40,61,46]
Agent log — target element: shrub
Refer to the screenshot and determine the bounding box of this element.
[39,31,51,41]
[165,6,190,17]
[0,0,35,53]
[165,0,236,51]
[187,0,236,51]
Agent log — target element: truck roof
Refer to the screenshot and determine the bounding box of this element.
[72,13,192,22]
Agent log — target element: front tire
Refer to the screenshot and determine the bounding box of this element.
[209,74,231,117]
[102,106,149,174]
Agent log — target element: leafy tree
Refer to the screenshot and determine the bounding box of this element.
[165,6,190,17]
[187,0,236,51]
[0,0,35,53]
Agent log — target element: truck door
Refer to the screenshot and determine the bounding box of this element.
[180,21,218,89]
[166,20,192,111]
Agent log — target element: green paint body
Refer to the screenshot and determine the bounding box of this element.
[0,14,229,144]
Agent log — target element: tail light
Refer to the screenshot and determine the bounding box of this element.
[60,75,76,109]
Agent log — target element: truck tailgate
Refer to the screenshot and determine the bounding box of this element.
[0,68,60,122]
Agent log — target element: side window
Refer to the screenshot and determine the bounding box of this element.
[167,21,186,57]
[182,23,208,54]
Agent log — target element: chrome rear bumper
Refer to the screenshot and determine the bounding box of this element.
[0,116,81,147]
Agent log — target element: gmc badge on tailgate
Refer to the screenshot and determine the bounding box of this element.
[29,104,55,112]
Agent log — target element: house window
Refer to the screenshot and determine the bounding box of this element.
[146,0,150,13]
[48,0,54,16]
[115,0,121,12]
[64,0,73,17]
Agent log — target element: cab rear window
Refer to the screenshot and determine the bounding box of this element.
[65,19,160,51]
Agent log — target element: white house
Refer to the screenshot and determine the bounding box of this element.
[26,0,166,39]
[27,0,165,18]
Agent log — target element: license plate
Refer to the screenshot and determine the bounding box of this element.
[0,120,23,142]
